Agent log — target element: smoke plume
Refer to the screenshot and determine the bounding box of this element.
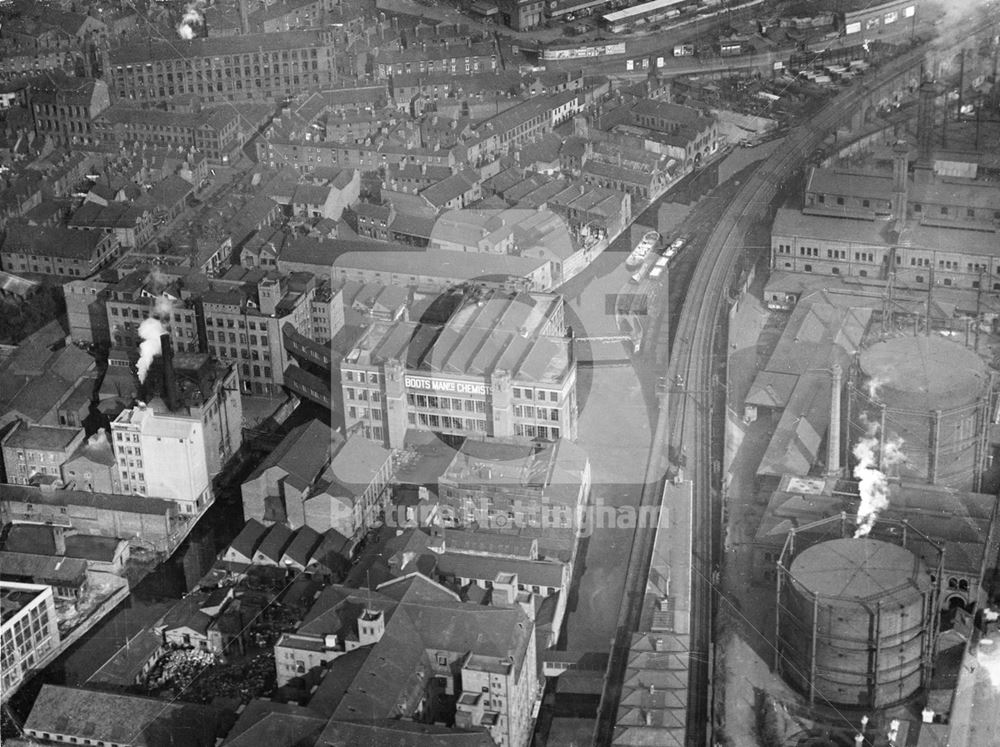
[137,317,165,383]
[154,293,174,319]
[177,1,205,40]
[853,417,907,538]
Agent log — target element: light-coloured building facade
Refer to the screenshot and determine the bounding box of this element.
[1,582,61,698]
[111,405,211,514]
[340,290,576,448]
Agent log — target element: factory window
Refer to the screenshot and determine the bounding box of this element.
[804,264,812,272]
[836,197,844,205]
[913,203,922,212]
[948,577,958,589]
[941,206,949,215]
[967,208,975,218]
[832,268,840,275]
[916,276,924,283]
[862,200,870,208]
[959,579,969,591]
[943,278,952,286]
[859,271,867,277]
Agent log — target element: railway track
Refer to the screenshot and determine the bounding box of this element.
[594,41,931,747]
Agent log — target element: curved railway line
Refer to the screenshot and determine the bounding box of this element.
[594,40,935,746]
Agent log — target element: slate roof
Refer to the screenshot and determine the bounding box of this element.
[228,519,270,559]
[0,484,174,516]
[435,552,565,589]
[24,685,223,747]
[2,223,105,260]
[245,419,337,491]
[281,526,323,566]
[255,523,294,563]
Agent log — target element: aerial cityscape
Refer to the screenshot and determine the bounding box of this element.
[0,0,998,745]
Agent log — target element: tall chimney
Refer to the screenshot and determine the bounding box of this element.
[917,81,937,161]
[828,363,843,476]
[160,333,181,412]
[891,141,909,234]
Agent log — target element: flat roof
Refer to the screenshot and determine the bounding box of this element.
[603,0,686,23]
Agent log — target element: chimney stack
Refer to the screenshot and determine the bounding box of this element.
[891,141,909,234]
[160,333,181,412]
[238,0,250,34]
[827,363,843,476]
[917,81,937,161]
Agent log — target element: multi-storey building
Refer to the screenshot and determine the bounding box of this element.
[106,31,336,105]
[64,277,111,346]
[273,575,539,747]
[1,423,85,486]
[464,92,583,165]
[29,76,110,147]
[105,270,201,354]
[340,288,576,448]
[1,582,61,698]
[373,39,499,80]
[202,272,316,395]
[770,147,1000,291]
[113,348,242,497]
[497,0,545,30]
[438,437,591,561]
[0,223,117,278]
[92,101,245,163]
[111,404,210,512]
[625,99,719,170]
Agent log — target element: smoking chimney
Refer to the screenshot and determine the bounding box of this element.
[160,333,181,412]
[828,363,843,476]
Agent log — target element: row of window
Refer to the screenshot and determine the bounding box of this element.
[407,412,489,432]
[207,330,270,346]
[512,387,559,402]
[405,393,487,413]
[515,423,559,439]
[513,405,560,421]
[343,370,380,384]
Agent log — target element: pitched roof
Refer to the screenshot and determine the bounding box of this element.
[319,435,392,498]
[229,519,270,558]
[435,552,565,589]
[0,551,88,585]
[2,223,105,260]
[255,523,294,562]
[281,526,323,566]
[246,419,338,491]
[24,685,223,747]
[0,484,174,516]
[320,720,494,746]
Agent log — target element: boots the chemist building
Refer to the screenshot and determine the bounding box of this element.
[340,289,577,448]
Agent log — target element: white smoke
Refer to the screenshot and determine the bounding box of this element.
[137,317,165,383]
[866,375,886,400]
[154,293,174,319]
[177,1,205,40]
[853,417,907,538]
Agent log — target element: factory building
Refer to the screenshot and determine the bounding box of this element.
[771,143,1000,293]
[105,31,336,105]
[340,288,576,449]
[111,336,242,512]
